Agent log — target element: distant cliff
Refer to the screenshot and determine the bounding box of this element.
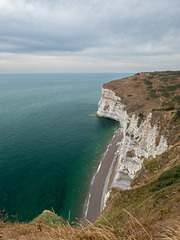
[97,71,180,189]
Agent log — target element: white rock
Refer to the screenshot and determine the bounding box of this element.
[97,88,168,187]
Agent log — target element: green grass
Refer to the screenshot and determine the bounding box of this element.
[33,212,66,227]
[166,85,179,91]
[170,77,176,81]
[173,109,180,121]
[153,166,180,191]
[144,157,159,173]
[160,77,168,82]
[162,91,170,98]
[173,95,180,104]
[149,89,159,98]
[144,80,152,85]
[165,71,180,76]
[161,101,175,110]
[147,85,153,90]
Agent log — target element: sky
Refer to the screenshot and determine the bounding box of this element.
[0,0,180,73]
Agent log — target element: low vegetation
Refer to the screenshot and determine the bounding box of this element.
[33,210,66,228]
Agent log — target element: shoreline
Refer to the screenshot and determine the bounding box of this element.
[82,128,123,225]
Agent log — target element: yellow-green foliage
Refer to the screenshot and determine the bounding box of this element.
[33,211,66,227]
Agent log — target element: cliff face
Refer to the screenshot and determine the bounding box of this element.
[97,88,168,187]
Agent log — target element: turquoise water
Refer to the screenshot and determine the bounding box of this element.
[0,73,132,222]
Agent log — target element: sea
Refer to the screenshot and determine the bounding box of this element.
[0,73,132,223]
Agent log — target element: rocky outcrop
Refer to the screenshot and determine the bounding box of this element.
[97,88,168,188]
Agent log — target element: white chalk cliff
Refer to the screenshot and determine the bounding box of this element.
[97,88,168,188]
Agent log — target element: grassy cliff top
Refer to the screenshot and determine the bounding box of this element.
[103,71,180,114]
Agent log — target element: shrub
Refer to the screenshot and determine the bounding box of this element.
[166,85,178,91]
[149,89,159,98]
[162,101,175,110]
[162,92,170,98]
[160,77,168,82]
[173,109,180,121]
[138,113,144,118]
[144,80,152,85]
[173,95,180,104]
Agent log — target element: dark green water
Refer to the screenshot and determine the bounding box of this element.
[0,73,132,222]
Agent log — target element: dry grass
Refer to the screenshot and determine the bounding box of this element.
[0,215,180,240]
[157,223,180,240]
[0,220,116,240]
[121,210,153,240]
[0,221,123,239]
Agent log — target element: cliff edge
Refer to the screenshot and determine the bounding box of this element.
[97,71,180,190]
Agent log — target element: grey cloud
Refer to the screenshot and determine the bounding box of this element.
[0,0,180,57]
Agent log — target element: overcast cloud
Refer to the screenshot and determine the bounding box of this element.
[0,0,180,72]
